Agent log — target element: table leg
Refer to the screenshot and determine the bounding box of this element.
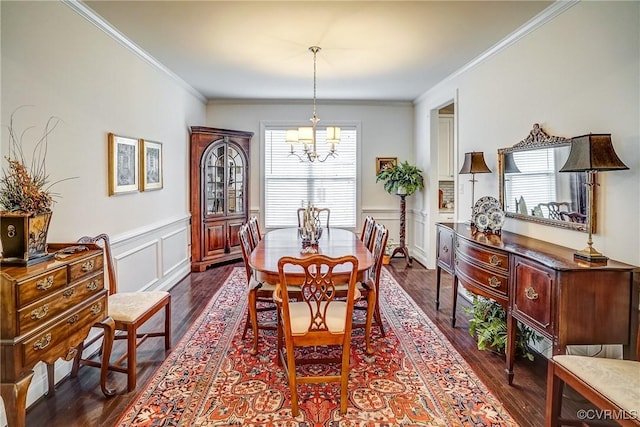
[505,311,516,385]
[435,266,442,310]
[1,371,34,427]
[450,275,459,328]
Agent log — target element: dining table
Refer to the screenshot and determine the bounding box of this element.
[248,227,374,284]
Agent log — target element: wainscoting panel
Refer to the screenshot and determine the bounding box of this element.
[114,240,160,293]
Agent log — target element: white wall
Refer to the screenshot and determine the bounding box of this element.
[206,100,416,252]
[417,1,640,267]
[1,1,205,422]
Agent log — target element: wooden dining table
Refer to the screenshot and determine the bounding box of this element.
[248,227,374,284]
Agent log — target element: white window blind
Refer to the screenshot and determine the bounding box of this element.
[506,149,557,214]
[264,126,357,229]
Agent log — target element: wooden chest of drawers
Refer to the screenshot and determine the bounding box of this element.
[0,244,112,427]
[435,223,639,385]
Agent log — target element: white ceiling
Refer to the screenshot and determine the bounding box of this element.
[84,1,553,102]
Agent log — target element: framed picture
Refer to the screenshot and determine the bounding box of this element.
[140,139,163,191]
[108,133,139,195]
[376,157,397,174]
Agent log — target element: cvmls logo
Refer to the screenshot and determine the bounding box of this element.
[577,409,639,421]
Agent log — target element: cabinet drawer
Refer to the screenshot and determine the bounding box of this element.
[68,253,103,282]
[17,267,68,308]
[436,226,454,271]
[455,255,508,297]
[512,256,553,335]
[22,293,107,367]
[18,271,104,335]
[456,238,508,273]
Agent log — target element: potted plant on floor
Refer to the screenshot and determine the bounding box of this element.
[463,294,542,360]
[0,107,71,265]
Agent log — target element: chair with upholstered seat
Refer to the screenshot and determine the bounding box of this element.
[297,206,330,228]
[71,233,171,392]
[238,223,277,355]
[274,254,359,416]
[545,310,640,426]
[360,215,376,251]
[248,215,262,247]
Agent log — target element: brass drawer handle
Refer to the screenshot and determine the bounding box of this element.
[488,276,501,288]
[33,333,52,351]
[86,280,99,291]
[454,259,459,267]
[30,305,49,320]
[81,260,95,272]
[63,288,76,298]
[489,255,502,266]
[442,245,449,253]
[525,287,539,300]
[36,276,54,291]
[67,314,79,325]
[90,302,102,315]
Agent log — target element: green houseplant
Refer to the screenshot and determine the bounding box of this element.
[462,294,542,361]
[0,107,70,264]
[376,160,424,195]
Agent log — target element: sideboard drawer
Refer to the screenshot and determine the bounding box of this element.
[17,267,68,308]
[68,253,103,282]
[511,256,554,336]
[455,255,509,297]
[456,237,509,273]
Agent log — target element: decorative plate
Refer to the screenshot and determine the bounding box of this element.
[474,213,490,231]
[473,196,501,217]
[487,207,505,232]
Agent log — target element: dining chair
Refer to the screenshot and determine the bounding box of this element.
[238,223,277,355]
[248,215,262,247]
[274,254,359,416]
[545,310,640,426]
[297,207,330,228]
[360,215,376,251]
[71,233,171,392]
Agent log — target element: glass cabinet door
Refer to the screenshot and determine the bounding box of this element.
[205,144,225,215]
[227,146,245,215]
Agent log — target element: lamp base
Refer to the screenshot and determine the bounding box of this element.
[573,246,608,263]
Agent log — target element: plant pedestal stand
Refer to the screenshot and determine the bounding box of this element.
[390,194,412,266]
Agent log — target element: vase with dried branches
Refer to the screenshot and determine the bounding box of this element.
[0,107,71,265]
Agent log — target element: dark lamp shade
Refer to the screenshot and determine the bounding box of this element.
[503,152,521,174]
[559,134,629,172]
[459,152,491,174]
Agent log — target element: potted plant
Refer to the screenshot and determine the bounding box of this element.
[382,239,395,264]
[376,160,424,195]
[0,107,70,265]
[462,294,542,361]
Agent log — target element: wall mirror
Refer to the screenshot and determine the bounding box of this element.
[498,123,593,233]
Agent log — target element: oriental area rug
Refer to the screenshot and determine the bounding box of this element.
[116,267,517,426]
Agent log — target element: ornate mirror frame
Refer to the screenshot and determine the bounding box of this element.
[498,124,595,233]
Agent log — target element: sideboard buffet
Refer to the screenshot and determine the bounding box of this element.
[435,222,639,385]
[0,244,114,427]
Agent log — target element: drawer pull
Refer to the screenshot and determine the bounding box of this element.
[36,276,54,291]
[63,288,76,298]
[455,240,460,248]
[488,276,501,288]
[33,333,52,351]
[67,314,80,325]
[489,255,502,266]
[90,302,102,315]
[81,260,95,272]
[87,280,99,291]
[442,245,449,253]
[30,305,49,320]
[525,287,539,300]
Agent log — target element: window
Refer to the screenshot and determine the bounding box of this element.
[264,125,357,229]
[506,149,557,214]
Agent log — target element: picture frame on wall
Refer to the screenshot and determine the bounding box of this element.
[376,157,397,174]
[140,139,163,191]
[108,133,139,195]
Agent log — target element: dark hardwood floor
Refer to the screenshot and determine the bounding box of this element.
[24,259,592,426]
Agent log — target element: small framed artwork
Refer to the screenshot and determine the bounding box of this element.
[108,133,139,195]
[376,157,397,174]
[140,139,163,191]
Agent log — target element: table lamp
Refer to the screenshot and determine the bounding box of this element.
[459,152,492,223]
[559,133,628,261]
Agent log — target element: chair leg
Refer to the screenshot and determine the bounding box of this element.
[364,290,376,355]
[126,324,137,392]
[285,338,299,417]
[71,340,85,378]
[545,360,564,427]
[164,301,172,350]
[248,289,259,355]
[339,339,351,415]
[242,307,251,339]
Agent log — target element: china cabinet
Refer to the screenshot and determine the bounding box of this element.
[190,127,253,271]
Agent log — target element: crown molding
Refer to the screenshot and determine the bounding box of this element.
[63,0,206,103]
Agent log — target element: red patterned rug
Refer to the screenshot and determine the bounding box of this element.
[116,267,517,426]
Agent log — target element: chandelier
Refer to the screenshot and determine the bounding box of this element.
[286,46,340,162]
